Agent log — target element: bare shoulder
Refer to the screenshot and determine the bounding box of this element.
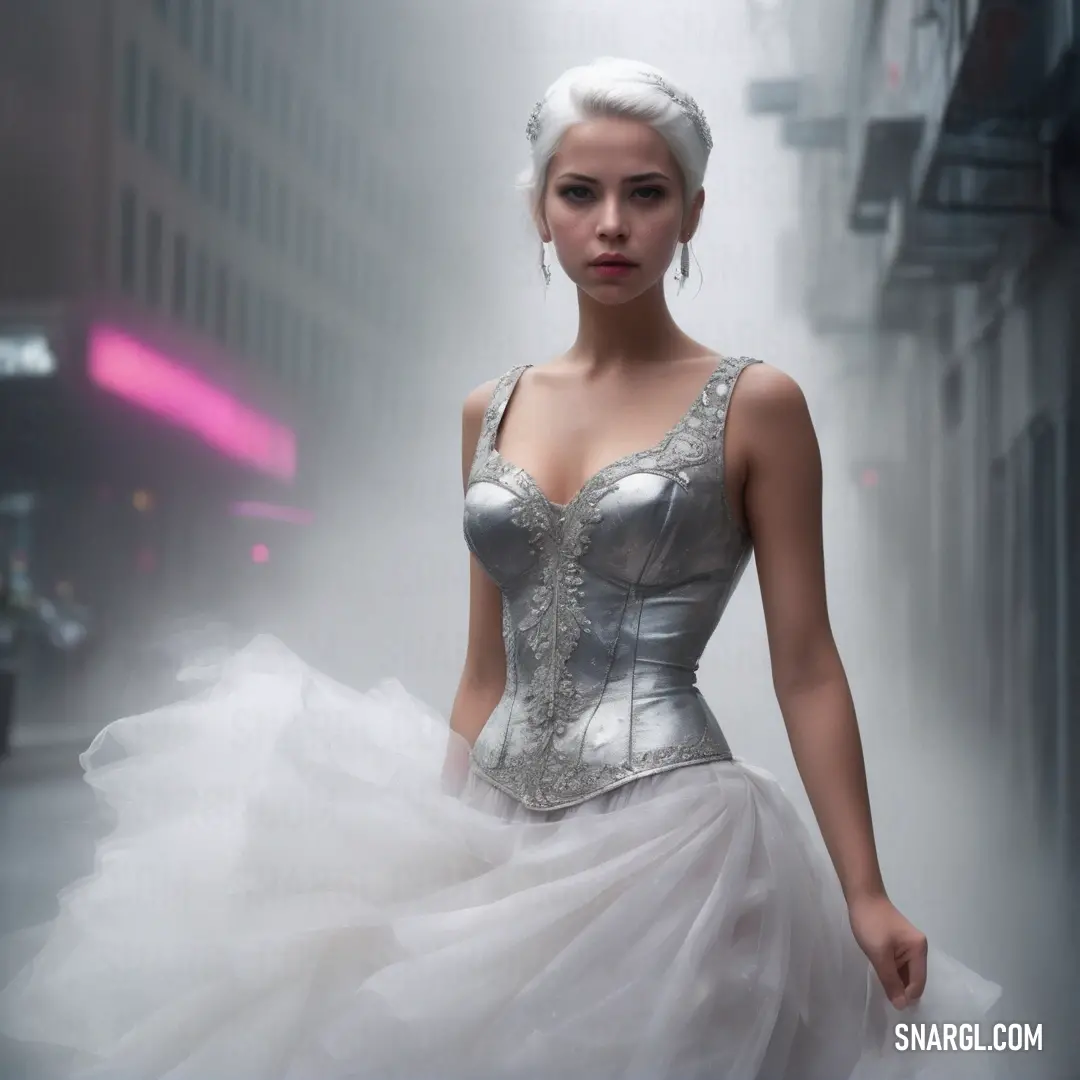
[728,362,818,473]
[732,361,808,420]
[463,378,500,426]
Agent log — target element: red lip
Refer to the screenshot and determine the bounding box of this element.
[590,254,637,266]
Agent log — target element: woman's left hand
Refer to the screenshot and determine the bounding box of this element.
[848,892,929,1010]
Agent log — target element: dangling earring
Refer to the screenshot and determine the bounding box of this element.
[540,241,551,288]
[674,240,691,292]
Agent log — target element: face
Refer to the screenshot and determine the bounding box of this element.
[537,116,704,305]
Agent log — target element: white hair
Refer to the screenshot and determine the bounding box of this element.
[517,57,711,216]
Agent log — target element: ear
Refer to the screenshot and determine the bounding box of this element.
[682,187,705,243]
[534,202,552,245]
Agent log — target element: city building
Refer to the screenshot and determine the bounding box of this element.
[0,0,415,623]
[745,0,1080,880]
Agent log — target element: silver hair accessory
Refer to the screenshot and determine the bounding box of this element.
[674,241,691,291]
[525,73,713,153]
[642,73,713,153]
[526,99,544,143]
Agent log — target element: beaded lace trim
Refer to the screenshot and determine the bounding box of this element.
[467,357,756,810]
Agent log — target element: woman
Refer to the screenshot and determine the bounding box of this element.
[0,59,1000,1079]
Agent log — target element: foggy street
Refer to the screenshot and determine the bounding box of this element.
[1,0,1079,1076]
[0,466,1075,1077]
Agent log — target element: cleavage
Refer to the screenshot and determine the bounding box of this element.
[493,368,703,508]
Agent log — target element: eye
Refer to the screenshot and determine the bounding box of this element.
[634,186,666,201]
[558,186,593,202]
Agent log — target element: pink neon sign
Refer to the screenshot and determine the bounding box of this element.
[87,326,296,481]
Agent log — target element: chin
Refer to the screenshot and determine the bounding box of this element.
[573,277,659,307]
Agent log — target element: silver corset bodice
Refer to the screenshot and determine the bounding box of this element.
[463,355,760,811]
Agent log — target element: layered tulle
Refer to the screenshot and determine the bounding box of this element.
[0,636,1002,1079]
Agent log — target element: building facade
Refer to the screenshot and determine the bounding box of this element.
[0,0,421,627]
[747,0,1080,882]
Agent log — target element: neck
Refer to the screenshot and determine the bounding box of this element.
[568,282,690,369]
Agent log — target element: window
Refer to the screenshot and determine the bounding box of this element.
[345,138,359,193]
[178,96,195,184]
[239,25,254,103]
[194,249,209,327]
[235,148,251,227]
[942,366,962,431]
[199,0,216,67]
[370,167,381,216]
[294,202,308,268]
[145,67,164,157]
[345,238,358,292]
[254,288,267,356]
[311,211,324,280]
[172,233,188,316]
[259,58,274,121]
[278,68,292,137]
[256,166,270,239]
[119,187,137,292]
[279,303,293,378]
[217,135,232,213]
[331,18,346,80]
[292,310,306,367]
[311,105,324,170]
[267,295,282,369]
[198,114,215,199]
[274,181,289,250]
[235,278,249,350]
[145,209,164,306]
[214,263,229,342]
[310,2,325,54]
[121,41,139,139]
[334,234,347,286]
[329,129,342,189]
[220,6,235,86]
[177,0,193,48]
[295,92,309,154]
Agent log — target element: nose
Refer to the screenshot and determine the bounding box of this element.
[595,195,629,241]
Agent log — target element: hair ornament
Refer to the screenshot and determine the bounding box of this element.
[524,70,712,154]
[641,72,712,153]
[525,99,544,144]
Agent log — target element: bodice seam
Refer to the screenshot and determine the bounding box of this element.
[469,752,736,813]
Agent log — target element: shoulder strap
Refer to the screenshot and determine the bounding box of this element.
[470,364,531,474]
[710,354,761,479]
[712,355,760,429]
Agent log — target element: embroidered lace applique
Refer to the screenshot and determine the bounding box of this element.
[466,356,757,810]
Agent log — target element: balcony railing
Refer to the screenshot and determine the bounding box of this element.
[913,2,1058,198]
[845,0,942,232]
[880,200,1002,286]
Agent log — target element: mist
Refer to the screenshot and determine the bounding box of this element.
[1,2,1074,1077]
[246,1,1076,1066]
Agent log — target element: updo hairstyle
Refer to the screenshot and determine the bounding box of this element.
[517,57,712,218]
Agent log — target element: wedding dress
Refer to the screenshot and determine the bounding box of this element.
[0,355,1001,1078]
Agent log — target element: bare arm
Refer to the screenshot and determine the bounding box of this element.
[736,366,886,905]
[736,367,931,1008]
[441,381,507,790]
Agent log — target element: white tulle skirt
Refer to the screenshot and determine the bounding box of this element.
[0,637,1002,1079]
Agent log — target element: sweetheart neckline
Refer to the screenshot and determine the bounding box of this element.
[489,355,727,513]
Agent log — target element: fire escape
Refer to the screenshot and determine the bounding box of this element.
[748,0,1080,333]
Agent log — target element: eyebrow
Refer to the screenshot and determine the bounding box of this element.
[555,171,672,184]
